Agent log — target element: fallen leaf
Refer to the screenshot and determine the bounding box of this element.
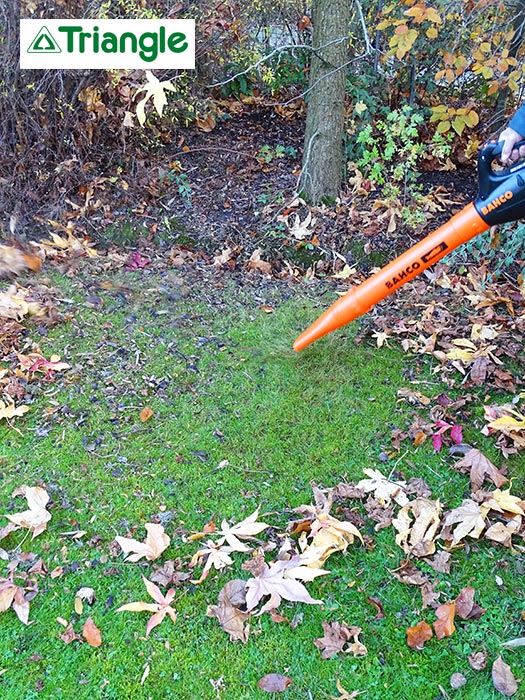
[440,499,488,545]
[115,523,170,562]
[390,560,428,586]
[468,650,487,670]
[215,507,270,552]
[356,468,409,507]
[206,579,250,643]
[82,617,102,647]
[366,596,385,620]
[4,485,51,538]
[328,679,365,700]
[492,656,518,696]
[313,621,367,659]
[392,498,441,557]
[454,587,486,620]
[450,673,467,689]
[0,245,42,276]
[245,556,322,613]
[502,637,525,648]
[189,540,234,584]
[406,620,433,649]
[140,407,154,422]
[58,622,83,644]
[454,449,508,491]
[433,602,456,640]
[257,674,292,692]
[116,575,177,637]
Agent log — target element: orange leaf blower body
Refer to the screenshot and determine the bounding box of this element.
[293,141,525,352]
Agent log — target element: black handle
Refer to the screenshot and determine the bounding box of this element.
[475,139,525,225]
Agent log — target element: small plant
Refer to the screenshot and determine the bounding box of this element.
[256,144,297,163]
[165,171,192,203]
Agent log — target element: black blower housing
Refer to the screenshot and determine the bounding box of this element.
[475,139,525,226]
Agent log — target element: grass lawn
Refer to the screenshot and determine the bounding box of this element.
[0,265,523,700]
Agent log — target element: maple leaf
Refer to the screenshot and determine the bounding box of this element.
[215,507,270,552]
[17,352,70,379]
[454,448,508,491]
[0,396,30,423]
[206,579,250,643]
[116,575,177,637]
[115,523,170,562]
[0,576,32,624]
[313,621,367,659]
[189,540,234,584]
[481,488,525,516]
[135,70,176,126]
[298,512,363,568]
[440,499,488,545]
[245,556,323,614]
[356,468,409,507]
[0,284,43,321]
[392,498,441,557]
[4,485,51,538]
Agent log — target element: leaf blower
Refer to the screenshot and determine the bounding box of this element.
[293,140,525,352]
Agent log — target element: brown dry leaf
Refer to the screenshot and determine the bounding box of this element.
[421,581,441,610]
[482,404,525,451]
[328,679,365,700]
[206,579,250,643]
[4,485,51,538]
[406,620,433,649]
[0,578,31,625]
[59,622,83,644]
[450,673,467,689]
[426,551,451,574]
[440,499,488,545]
[245,557,322,614]
[433,602,456,640]
[257,674,292,692]
[454,587,486,620]
[139,407,154,422]
[247,249,272,275]
[0,246,42,276]
[150,560,190,588]
[390,560,428,586]
[392,498,441,557]
[484,520,521,549]
[115,523,170,562]
[454,449,508,490]
[492,656,518,696]
[82,617,102,647]
[313,621,367,659]
[468,650,487,670]
[116,575,177,637]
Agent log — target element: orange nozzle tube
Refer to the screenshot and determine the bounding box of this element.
[293,203,488,351]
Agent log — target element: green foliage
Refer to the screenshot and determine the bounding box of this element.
[353,106,426,189]
[450,220,525,279]
[257,143,297,163]
[165,171,193,203]
[219,63,256,98]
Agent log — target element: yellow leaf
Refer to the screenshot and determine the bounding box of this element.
[140,407,154,422]
[426,27,438,38]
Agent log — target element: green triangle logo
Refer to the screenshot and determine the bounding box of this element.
[27,26,62,53]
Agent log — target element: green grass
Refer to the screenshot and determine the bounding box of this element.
[0,268,523,700]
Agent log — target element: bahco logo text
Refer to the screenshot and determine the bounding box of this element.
[20,19,195,69]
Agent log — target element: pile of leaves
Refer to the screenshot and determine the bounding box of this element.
[1,437,523,696]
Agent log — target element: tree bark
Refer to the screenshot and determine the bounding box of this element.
[299,0,351,203]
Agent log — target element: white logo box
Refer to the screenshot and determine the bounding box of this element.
[20,19,195,69]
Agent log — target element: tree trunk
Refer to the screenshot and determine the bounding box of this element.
[298,0,351,203]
